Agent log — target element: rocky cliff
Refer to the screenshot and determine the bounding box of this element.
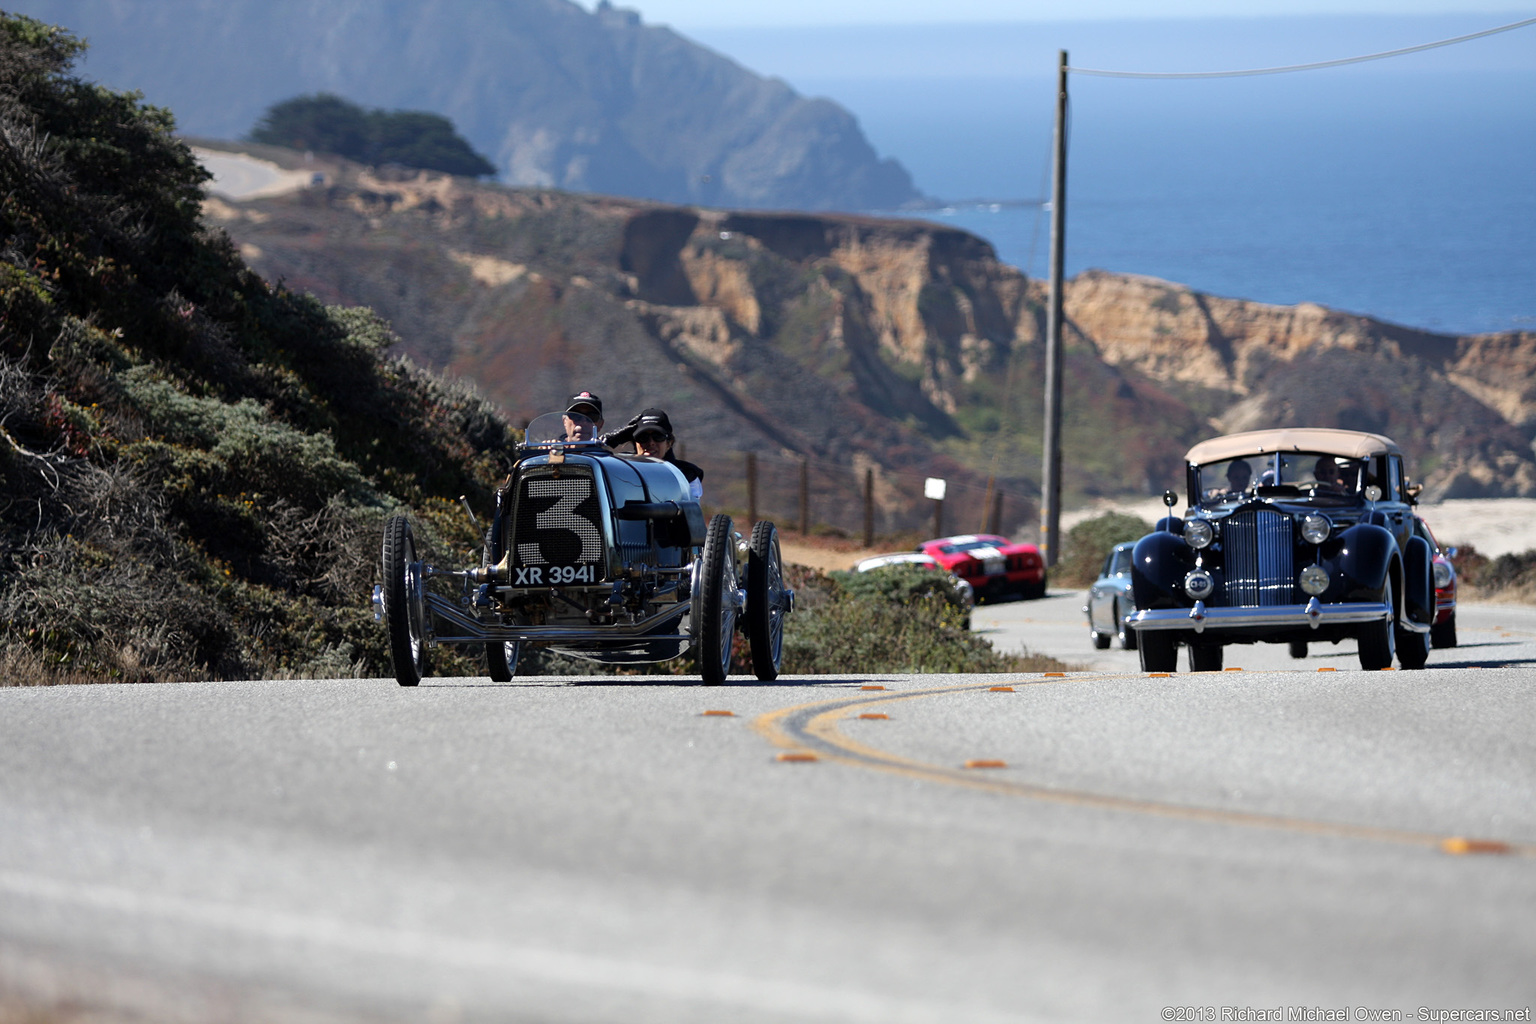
[19,0,921,212]
[1060,270,1536,498]
[202,149,1536,514]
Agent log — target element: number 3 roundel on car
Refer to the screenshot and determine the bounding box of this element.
[516,475,603,567]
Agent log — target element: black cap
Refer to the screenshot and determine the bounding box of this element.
[565,391,603,419]
[631,408,673,440]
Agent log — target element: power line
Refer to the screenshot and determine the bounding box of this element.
[1068,14,1536,79]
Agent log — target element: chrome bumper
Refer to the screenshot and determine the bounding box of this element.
[1130,598,1395,634]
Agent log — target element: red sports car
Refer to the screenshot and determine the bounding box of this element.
[916,534,1047,601]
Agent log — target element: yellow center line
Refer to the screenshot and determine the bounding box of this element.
[752,678,1536,858]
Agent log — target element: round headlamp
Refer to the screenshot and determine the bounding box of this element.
[1299,565,1330,596]
[1300,513,1332,545]
[1184,519,1214,550]
[1184,570,1215,600]
[1433,561,1453,588]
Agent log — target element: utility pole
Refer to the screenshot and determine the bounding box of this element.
[1041,49,1068,567]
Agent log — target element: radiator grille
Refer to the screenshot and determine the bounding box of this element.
[1221,510,1294,606]
[513,473,603,569]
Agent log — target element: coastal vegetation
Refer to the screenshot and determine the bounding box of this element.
[248,94,496,178]
[0,14,507,683]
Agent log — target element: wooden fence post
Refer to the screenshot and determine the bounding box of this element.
[746,452,758,528]
[862,467,874,549]
[799,458,809,536]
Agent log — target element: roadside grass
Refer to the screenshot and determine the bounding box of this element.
[1448,544,1536,604]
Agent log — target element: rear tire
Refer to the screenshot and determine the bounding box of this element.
[1358,574,1396,671]
[479,513,520,682]
[1138,631,1178,672]
[746,521,786,681]
[1431,614,1457,649]
[1396,623,1430,670]
[697,514,738,686]
[1189,644,1224,672]
[382,515,427,687]
[1288,641,1309,660]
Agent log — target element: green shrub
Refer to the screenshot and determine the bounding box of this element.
[829,563,971,625]
[249,93,497,177]
[1055,511,1152,587]
[1453,543,1536,599]
[781,565,1071,674]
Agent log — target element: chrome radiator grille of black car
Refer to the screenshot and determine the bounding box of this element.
[1221,510,1294,606]
[513,472,604,569]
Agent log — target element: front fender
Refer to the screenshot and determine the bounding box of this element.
[1131,531,1195,610]
[1401,534,1434,625]
[1336,522,1395,596]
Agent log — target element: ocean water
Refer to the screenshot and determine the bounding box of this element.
[694,17,1536,336]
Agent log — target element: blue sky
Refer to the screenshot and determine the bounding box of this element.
[594,0,1534,28]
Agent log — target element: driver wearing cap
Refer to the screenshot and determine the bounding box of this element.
[561,391,604,442]
[603,407,704,501]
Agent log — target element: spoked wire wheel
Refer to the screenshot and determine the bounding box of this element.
[382,514,428,686]
[747,520,787,681]
[480,514,520,682]
[697,513,738,686]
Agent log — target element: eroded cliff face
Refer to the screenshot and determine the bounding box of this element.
[1056,270,1536,499]
[206,155,1536,504]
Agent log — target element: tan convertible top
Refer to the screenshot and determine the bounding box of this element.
[1185,428,1401,465]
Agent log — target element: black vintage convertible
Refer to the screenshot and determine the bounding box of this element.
[373,411,793,686]
[1128,428,1435,673]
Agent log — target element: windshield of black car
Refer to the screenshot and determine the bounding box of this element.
[1196,452,1367,506]
[522,411,602,448]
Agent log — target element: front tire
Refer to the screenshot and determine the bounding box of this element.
[487,641,520,682]
[1431,614,1457,649]
[1358,574,1396,671]
[1189,644,1224,672]
[382,515,428,687]
[697,513,738,686]
[1138,631,1178,672]
[1289,641,1309,660]
[746,521,786,681]
[1116,601,1138,650]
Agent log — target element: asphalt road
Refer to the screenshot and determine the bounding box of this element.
[974,585,1536,673]
[2,601,1534,1022]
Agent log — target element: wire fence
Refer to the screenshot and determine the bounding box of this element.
[677,443,1040,549]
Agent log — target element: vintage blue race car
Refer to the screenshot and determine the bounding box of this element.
[1128,428,1435,672]
[374,411,793,686]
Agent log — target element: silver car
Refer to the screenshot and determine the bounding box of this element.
[1084,542,1138,650]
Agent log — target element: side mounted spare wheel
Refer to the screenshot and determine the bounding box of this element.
[382,514,428,686]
